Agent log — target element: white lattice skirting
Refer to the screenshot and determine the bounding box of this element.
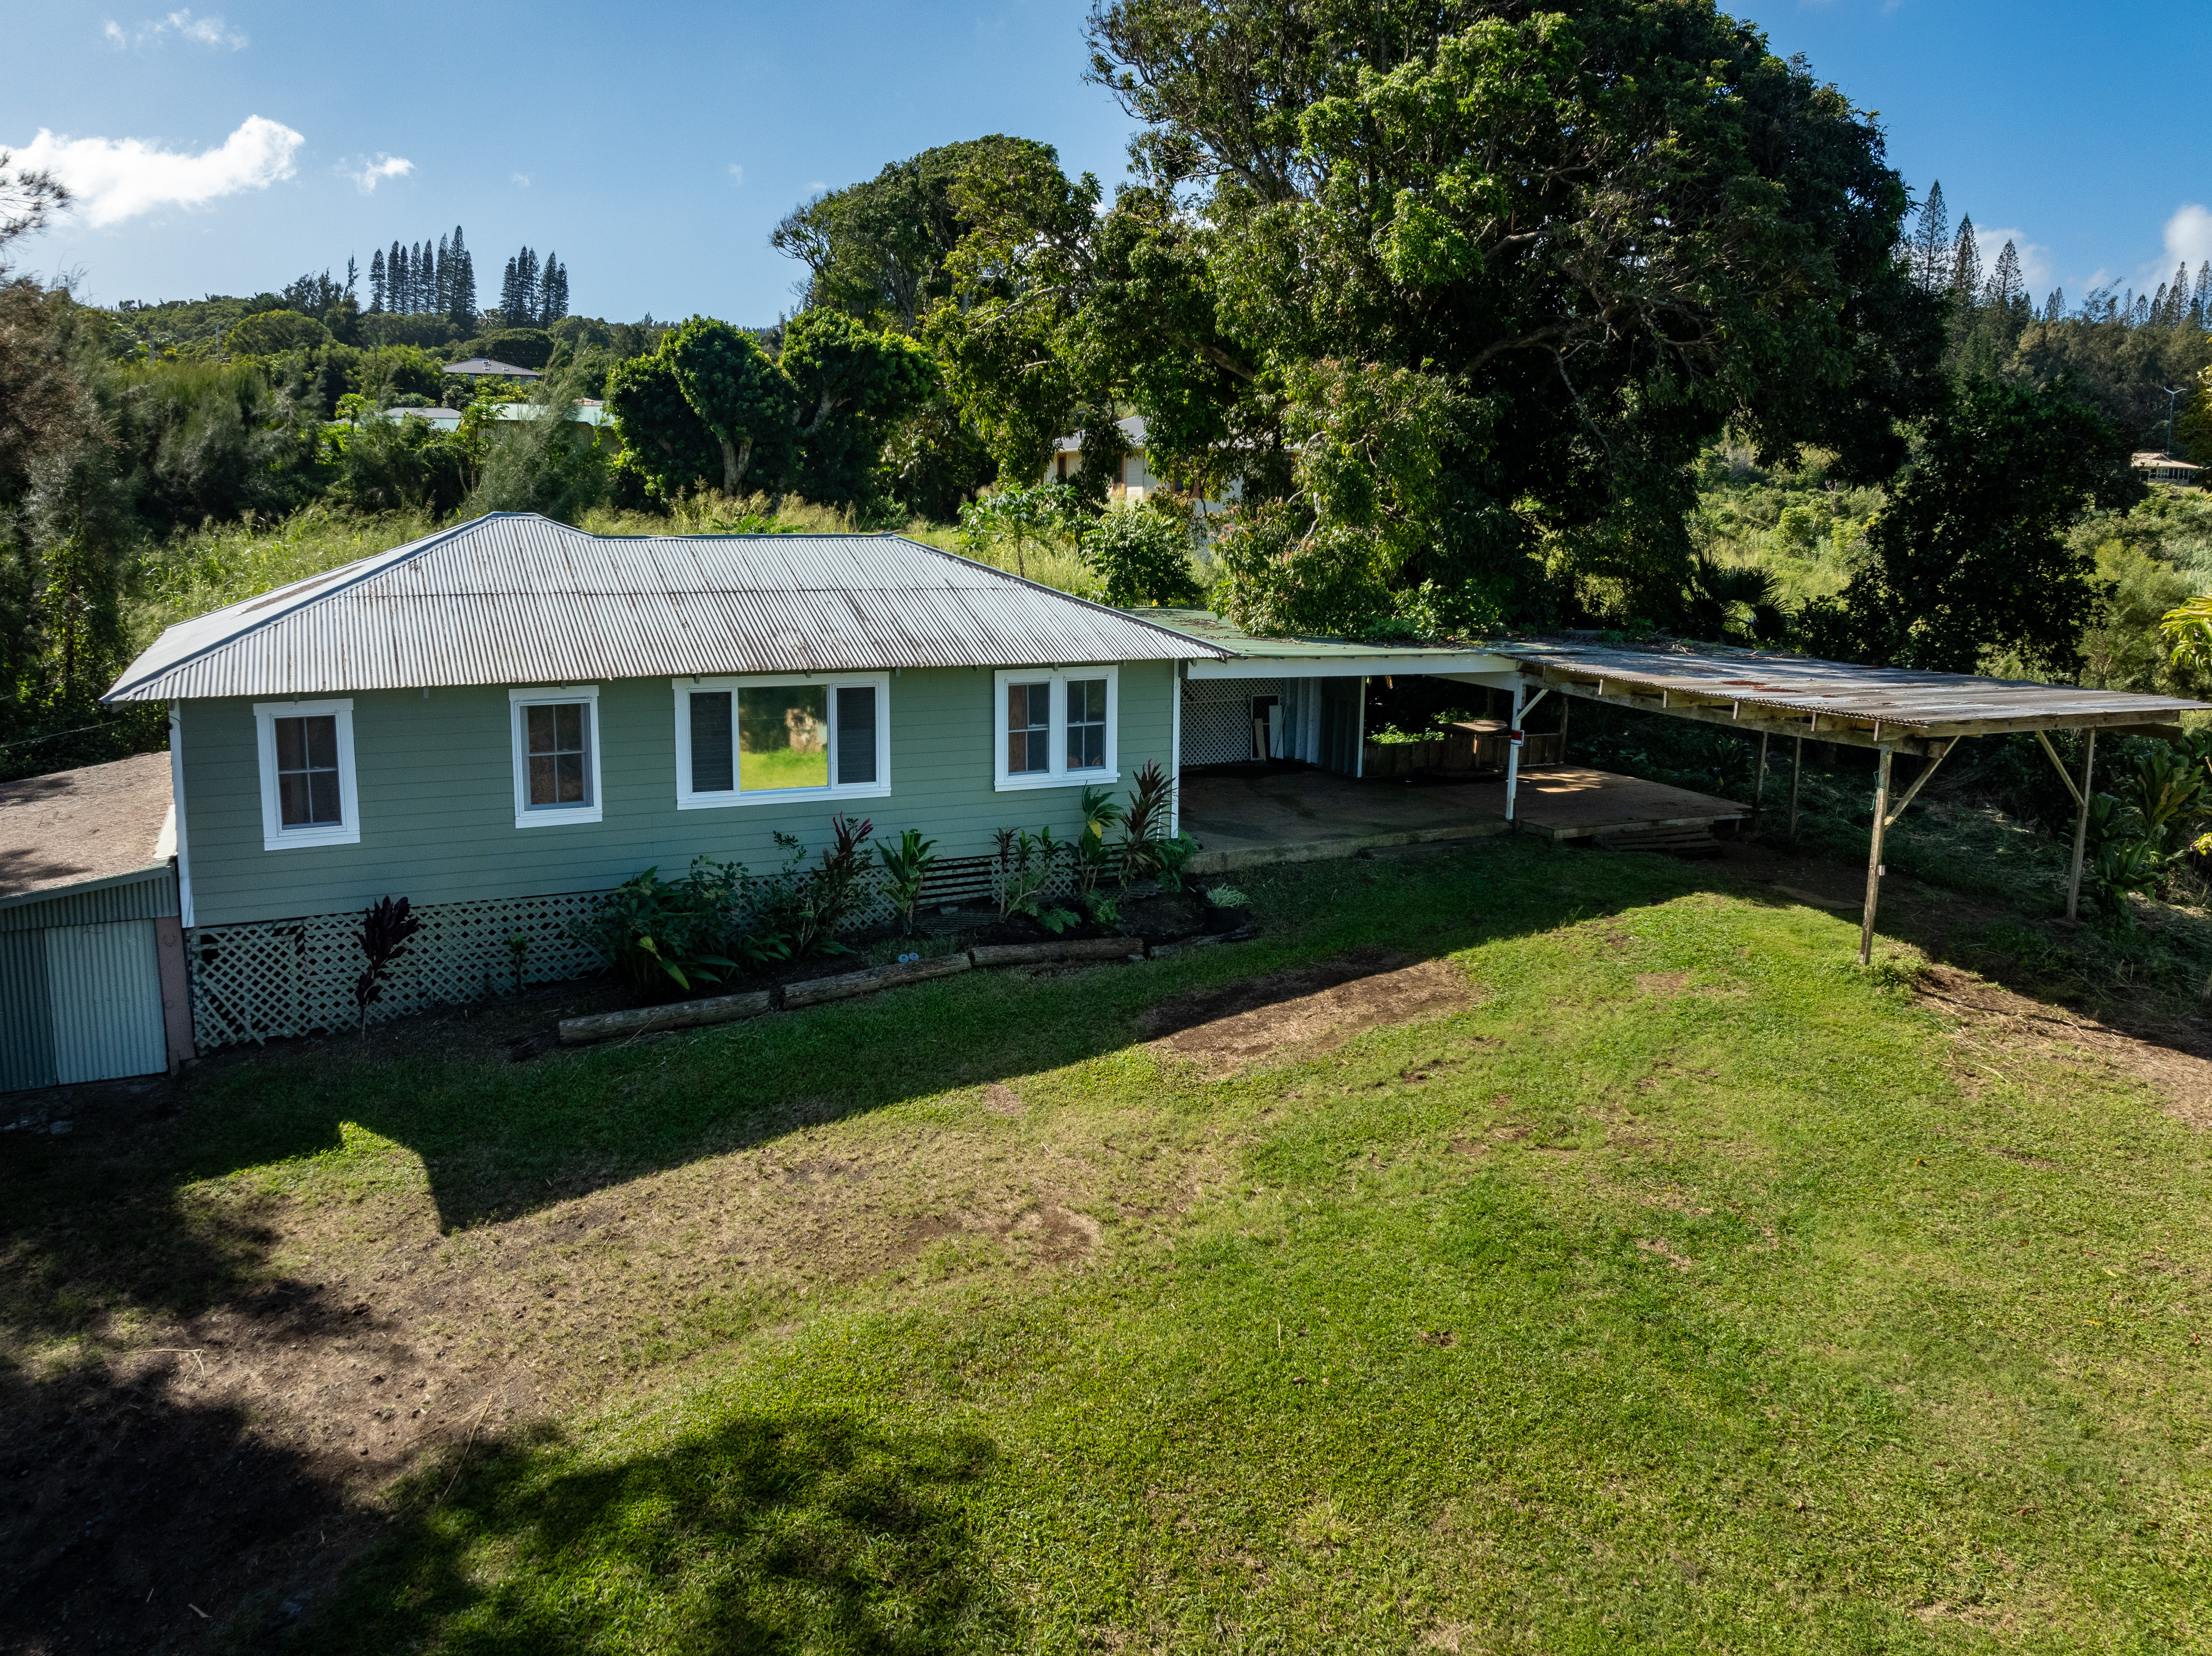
[183,857,1087,1050]
[189,891,617,1050]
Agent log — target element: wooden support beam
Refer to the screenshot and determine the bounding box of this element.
[2066,730,2096,922]
[1788,736,1803,839]
[1860,746,1893,967]
[2034,728,2084,807]
[1883,735,1962,829]
[1752,731,1769,831]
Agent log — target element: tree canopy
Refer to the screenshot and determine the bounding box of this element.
[927,0,1944,636]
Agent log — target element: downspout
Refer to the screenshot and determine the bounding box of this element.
[1170,662,1183,837]
[168,701,194,929]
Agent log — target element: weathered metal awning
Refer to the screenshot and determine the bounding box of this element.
[1490,638,2198,755]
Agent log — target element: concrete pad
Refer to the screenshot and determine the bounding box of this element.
[1180,764,1745,873]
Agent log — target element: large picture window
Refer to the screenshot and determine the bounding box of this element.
[674,673,891,808]
[509,686,604,828]
[253,699,359,850]
[993,667,1118,791]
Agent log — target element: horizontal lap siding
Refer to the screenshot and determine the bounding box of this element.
[180,662,1176,926]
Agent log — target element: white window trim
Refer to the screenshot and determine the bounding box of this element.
[510,685,604,828]
[993,666,1119,792]
[252,698,360,851]
[672,672,893,809]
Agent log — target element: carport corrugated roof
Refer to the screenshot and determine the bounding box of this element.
[104,514,1228,703]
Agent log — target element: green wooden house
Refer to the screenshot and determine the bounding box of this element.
[102,514,1226,1048]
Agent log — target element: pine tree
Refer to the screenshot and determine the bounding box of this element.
[1908,181,1950,289]
[2168,262,2191,326]
[499,255,520,325]
[1949,216,1981,296]
[517,247,540,324]
[448,225,475,327]
[368,248,386,313]
[1985,240,2023,309]
[388,241,403,311]
[2044,288,2063,322]
[539,252,567,325]
[2196,262,2212,318]
[344,254,359,301]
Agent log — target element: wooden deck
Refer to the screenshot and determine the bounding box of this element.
[1179,764,1745,873]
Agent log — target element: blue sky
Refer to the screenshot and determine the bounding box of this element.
[11,0,2211,322]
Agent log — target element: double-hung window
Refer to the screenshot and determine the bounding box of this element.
[253,699,359,849]
[673,673,892,807]
[510,686,603,828]
[993,666,1118,791]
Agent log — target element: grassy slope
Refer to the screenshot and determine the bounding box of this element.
[130,841,2199,1653]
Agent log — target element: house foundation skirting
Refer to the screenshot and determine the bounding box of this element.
[182,851,1102,1051]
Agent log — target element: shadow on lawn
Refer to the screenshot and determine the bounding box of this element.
[301,1407,1011,1654]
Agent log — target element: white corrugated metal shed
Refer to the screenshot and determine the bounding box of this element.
[104,514,1227,703]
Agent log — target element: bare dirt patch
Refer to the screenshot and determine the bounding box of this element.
[1140,949,1476,1071]
[982,1084,1026,1118]
[1636,971,1692,996]
[1915,962,2212,1130]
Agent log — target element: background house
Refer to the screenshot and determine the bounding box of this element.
[1043,415,1241,512]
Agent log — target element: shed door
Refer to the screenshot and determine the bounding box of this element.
[46,920,167,1084]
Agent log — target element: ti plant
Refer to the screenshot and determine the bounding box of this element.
[874,828,939,935]
[354,895,424,1034]
[1119,760,1201,891]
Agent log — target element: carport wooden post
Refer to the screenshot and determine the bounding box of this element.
[2066,729,2097,921]
[1859,745,1893,967]
[1504,679,1525,823]
[1787,737,1803,839]
[1751,731,1769,831]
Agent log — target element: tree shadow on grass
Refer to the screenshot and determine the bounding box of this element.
[298,1408,1011,1655]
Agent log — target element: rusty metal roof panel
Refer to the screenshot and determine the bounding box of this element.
[1490,637,2204,730]
[104,514,1226,702]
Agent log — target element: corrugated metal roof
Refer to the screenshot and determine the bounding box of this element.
[104,515,1228,703]
[1490,637,2205,733]
[1139,607,1507,662]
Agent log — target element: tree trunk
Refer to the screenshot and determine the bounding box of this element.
[718,434,754,495]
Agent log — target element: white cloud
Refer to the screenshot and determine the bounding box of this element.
[1975,228,2052,293]
[2163,204,2212,268]
[103,9,248,50]
[803,179,826,194]
[512,172,530,188]
[727,162,744,186]
[11,115,303,226]
[341,154,413,194]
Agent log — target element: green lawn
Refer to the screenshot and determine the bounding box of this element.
[14,841,2211,1652]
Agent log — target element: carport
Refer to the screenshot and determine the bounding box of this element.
[1490,639,2208,961]
[1146,609,2209,962]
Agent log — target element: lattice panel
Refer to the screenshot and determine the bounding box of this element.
[1181,677,1284,767]
[189,889,611,1050]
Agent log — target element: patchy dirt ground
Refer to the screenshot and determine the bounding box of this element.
[1140,948,1477,1072]
[0,997,1238,1653]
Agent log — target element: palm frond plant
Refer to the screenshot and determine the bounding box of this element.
[874,828,939,935]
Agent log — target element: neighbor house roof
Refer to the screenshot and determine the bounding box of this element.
[0,751,173,901]
[442,357,543,378]
[1052,414,1147,455]
[103,515,1228,703]
[2132,451,2203,475]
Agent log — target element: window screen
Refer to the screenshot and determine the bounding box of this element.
[525,702,592,807]
[835,685,877,785]
[1007,682,1050,773]
[738,684,829,791]
[689,691,734,792]
[1066,678,1108,770]
[274,715,342,827]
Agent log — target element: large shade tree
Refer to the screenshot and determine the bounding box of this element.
[928,0,1944,634]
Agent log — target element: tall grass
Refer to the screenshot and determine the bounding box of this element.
[131,505,441,648]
